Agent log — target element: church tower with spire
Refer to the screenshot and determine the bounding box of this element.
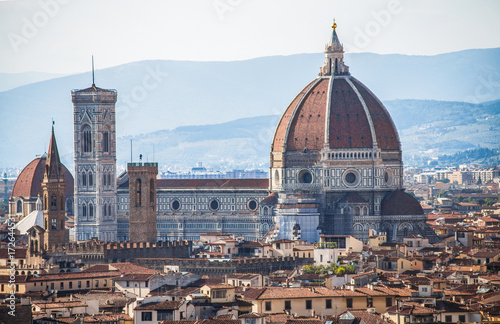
[72,63,118,242]
[42,125,69,247]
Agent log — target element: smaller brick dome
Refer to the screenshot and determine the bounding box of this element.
[11,155,74,198]
[381,190,423,216]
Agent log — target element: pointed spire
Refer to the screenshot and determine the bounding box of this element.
[45,122,63,180]
[330,19,342,49]
[92,55,95,88]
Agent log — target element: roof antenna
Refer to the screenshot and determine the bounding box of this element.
[92,55,96,89]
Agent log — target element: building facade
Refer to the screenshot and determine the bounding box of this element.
[72,84,118,241]
[117,178,270,242]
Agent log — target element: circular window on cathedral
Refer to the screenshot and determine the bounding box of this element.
[343,169,360,187]
[171,199,181,211]
[247,199,258,211]
[209,199,220,211]
[298,169,313,184]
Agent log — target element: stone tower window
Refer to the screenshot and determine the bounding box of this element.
[136,179,142,207]
[89,203,94,219]
[82,126,92,153]
[82,171,87,187]
[103,131,109,153]
[88,171,93,187]
[149,179,154,204]
[82,204,87,218]
[16,200,22,213]
[50,196,57,211]
[51,218,57,230]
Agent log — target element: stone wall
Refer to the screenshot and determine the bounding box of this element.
[136,256,312,276]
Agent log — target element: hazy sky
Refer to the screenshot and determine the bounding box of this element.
[1,0,500,74]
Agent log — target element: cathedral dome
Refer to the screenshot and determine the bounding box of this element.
[381,190,423,216]
[11,155,74,198]
[271,24,400,157]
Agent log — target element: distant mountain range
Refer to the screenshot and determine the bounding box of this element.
[0,72,68,92]
[1,48,500,170]
[117,99,500,171]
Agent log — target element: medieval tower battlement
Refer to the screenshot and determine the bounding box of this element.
[128,162,158,243]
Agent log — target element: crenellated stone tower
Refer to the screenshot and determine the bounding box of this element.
[128,162,158,243]
[72,81,118,242]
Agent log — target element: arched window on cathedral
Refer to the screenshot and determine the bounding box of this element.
[82,171,87,187]
[89,203,94,219]
[82,126,92,153]
[103,203,107,217]
[354,207,360,216]
[88,171,93,187]
[103,173,107,187]
[150,179,154,205]
[136,179,142,207]
[82,204,87,218]
[102,131,110,153]
[107,173,111,187]
[16,200,22,213]
[108,204,112,218]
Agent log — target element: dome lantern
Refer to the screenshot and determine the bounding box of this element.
[320,20,349,76]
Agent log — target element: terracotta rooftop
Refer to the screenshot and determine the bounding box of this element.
[134,300,184,311]
[114,273,155,281]
[0,248,27,259]
[120,178,268,189]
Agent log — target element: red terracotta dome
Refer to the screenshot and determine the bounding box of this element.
[271,22,400,156]
[271,75,400,153]
[11,155,74,198]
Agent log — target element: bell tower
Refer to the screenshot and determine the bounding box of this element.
[128,162,158,243]
[72,64,118,242]
[42,125,69,247]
